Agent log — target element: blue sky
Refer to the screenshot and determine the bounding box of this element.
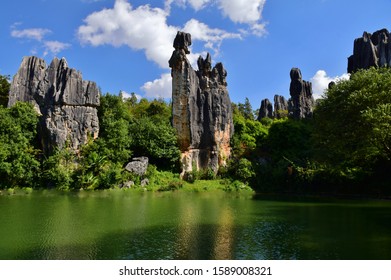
[1,0,391,109]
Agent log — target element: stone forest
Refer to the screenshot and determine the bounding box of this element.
[2,25,391,262]
[1,28,391,196]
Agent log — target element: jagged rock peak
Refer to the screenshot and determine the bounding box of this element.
[8,56,100,154]
[258,98,273,120]
[274,95,288,118]
[173,31,192,54]
[348,28,391,73]
[288,68,315,119]
[169,31,233,177]
[257,95,288,120]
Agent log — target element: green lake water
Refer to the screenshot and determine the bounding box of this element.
[1,190,391,260]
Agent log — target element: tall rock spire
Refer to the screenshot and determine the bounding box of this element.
[288,68,315,119]
[169,31,233,177]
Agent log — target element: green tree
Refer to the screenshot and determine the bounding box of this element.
[129,116,180,170]
[237,97,254,120]
[314,67,391,189]
[314,67,391,168]
[42,146,77,190]
[0,102,40,188]
[267,118,313,163]
[231,105,268,158]
[0,74,10,107]
[97,93,133,164]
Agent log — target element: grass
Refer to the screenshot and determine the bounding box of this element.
[0,169,255,196]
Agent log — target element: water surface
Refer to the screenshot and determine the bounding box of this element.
[1,190,391,259]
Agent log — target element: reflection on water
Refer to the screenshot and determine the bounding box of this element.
[1,190,391,259]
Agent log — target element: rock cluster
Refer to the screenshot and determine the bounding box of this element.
[348,29,391,73]
[258,68,314,120]
[169,31,233,176]
[257,95,289,120]
[8,56,100,154]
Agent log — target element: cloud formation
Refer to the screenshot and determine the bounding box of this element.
[166,0,267,35]
[311,70,350,99]
[11,27,51,42]
[78,0,177,68]
[218,0,265,22]
[43,41,71,56]
[78,0,242,69]
[141,73,172,98]
[11,24,70,56]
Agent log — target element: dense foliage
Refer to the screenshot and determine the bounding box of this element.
[0,102,40,188]
[313,67,391,191]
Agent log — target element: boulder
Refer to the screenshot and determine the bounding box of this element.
[8,56,100,154]
[122,181,135,189]
[169,31,234,176]
[125,157,149,176]
[141,178,149,187]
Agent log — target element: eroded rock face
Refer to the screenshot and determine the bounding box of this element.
[8,56,100,153]
[274,95,288,118]
[257,95,289,120]
[169,31,233,176]
[258,98,273,120]
[288,68,315,119]
[348,29,391,73]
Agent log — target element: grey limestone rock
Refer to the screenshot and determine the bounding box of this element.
[257,95,289,120]
[169,31,233,176]
[8,56,100,154]
[122,181,135,189]
[348,29,391,73]
[258,98,273,120]
[274,95,288,118]
[125,157,149,176]
[288,68,315,119]
[141,178,149,187]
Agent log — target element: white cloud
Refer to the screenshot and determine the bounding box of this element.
[183,18,241,53]
[141,73,172,98]
[43,41,71,56]
[78,0,178,68]
[11,27,51,41]
[218,0,267,35]
[11,24,71,56]
[311,70,350,99]
[187,0,211,10]
[219,0,265,23]
[165,0,267,36]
